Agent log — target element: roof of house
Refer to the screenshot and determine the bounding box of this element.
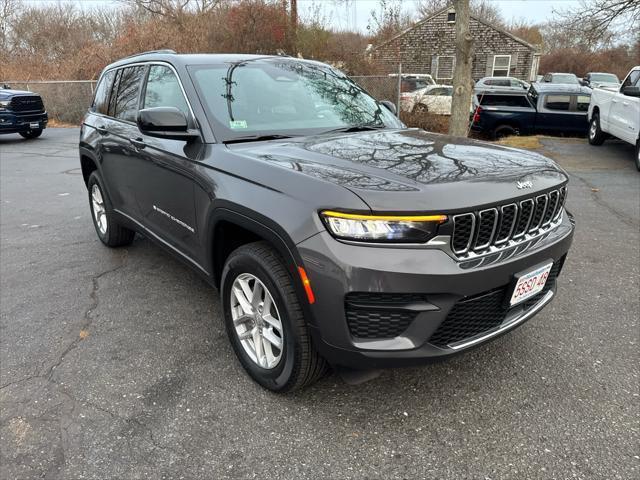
[371,6,538,53]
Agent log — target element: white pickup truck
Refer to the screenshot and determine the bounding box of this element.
[588,66,640,170]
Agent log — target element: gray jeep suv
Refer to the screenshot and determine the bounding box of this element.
[79,52,574,391]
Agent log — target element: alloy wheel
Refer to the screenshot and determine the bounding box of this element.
[230,273,284,369]
[91,183,107,235]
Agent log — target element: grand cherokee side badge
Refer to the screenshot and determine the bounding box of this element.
[517,180,533,189]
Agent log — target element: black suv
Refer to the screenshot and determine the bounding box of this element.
[80,52,574,391]
[0,85,48,138]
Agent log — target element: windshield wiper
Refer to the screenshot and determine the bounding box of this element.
[321,125,386,135]
[223,134,296,144]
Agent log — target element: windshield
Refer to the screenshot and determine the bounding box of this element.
[552,74,579,84]
[188,59,403,141]
[590,73,619,83]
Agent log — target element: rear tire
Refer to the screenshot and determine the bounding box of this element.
[221,242,328,392]
[19,129,43,139]
[87,171,135,247]
[493,124,517,140]
[635,139,640,171]
[588,114,606,145]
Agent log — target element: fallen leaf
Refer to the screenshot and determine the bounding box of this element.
[79,330,89,339]
[591,188,600,192]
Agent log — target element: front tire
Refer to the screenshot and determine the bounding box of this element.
[635,139,640,171]
[588,114,606,145]
[87,171,135,247]
[413,103,429,115]
[221,242,328,392]
[19,129,43,139]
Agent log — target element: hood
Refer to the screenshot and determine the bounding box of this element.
[0,89,38,99]
[229,128,568,212]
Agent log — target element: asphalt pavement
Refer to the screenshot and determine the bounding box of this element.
[1,128,638,479]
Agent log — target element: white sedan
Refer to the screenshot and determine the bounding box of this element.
[400,85,453,115]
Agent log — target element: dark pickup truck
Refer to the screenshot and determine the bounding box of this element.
[471,84,592,139]
[0,85,48,139]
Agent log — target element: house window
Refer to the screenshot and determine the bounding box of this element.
[437,56,455,80]
[492,55,511,77]
[447,12,456,22]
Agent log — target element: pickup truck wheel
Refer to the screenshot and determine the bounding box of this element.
[19,129,43,139]
[87,171,135,247]
[221,242,328,392]
[413,104,429,115]
[588,114,606,145]
[635,140,640,171]
[493,125,516,140]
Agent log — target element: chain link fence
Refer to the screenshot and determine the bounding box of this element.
[3,80,97,124]
[350,75,399,104]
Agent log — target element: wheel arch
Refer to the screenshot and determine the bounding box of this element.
[206,204,306,291]
[80,152,98,187]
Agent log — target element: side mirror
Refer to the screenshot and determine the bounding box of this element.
[622,86,640,97]
[137,107,199,140]
[380,100,397,116]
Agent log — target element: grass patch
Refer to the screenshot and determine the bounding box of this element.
[496,135,543,150]
[47,118,78,128]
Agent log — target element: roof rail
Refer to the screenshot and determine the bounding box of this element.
[120,49,177,60]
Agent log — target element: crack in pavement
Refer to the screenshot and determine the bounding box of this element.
[0,250,130,392]
[569,171,639,229]
[42,249,130,382]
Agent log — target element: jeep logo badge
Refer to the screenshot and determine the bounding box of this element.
[517,180,533,189]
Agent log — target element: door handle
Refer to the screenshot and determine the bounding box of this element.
[96,124,107,135]
[622,102,629,106]
[129,137,146,149]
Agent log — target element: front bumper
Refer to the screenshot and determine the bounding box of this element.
[297,210,574,369]
[0,112,48,134]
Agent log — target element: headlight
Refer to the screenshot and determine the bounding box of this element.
[320,210,447,243]
[0,100,10,110]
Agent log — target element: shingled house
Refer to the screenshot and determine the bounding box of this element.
[370,6,540,83]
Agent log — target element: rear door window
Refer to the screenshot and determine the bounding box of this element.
[113,66,146,122]
[92,70,116,115]
[544,95,571,111]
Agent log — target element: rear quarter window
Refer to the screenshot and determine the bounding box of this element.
[92,70,116,115]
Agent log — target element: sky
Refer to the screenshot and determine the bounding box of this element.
[23,0,582,31]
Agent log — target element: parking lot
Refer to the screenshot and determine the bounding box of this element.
[1,128,638,479]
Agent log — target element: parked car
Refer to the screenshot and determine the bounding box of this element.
[389,73,436,93]
[542,73,580,85]
[582,72,620,90]
[471,84,592,139]
[400,85,453,114]
[475,76,529,92]
[588,66,640,170]
[0,85,48,138]
[80,51,574,392]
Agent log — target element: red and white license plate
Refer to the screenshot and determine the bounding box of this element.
[509,262,553,306]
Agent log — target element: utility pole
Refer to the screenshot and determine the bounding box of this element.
[448,0,473,137]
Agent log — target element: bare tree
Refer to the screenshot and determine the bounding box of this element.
[416,0,503,25]
[448,0,472,137]
[118,0,224,18]
[0,0,19,54]
[554,0,639,48]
